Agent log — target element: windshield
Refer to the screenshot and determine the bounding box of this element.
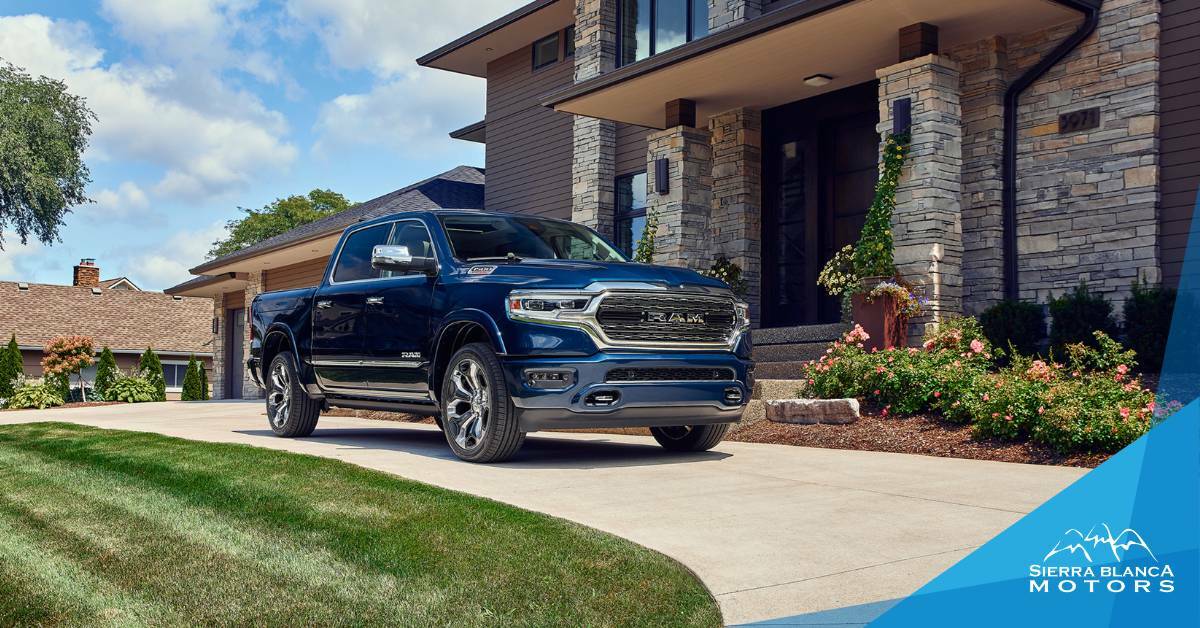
[439,214,627,263]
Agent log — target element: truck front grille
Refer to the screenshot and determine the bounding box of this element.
[595,293,736,344]
[605,367,736,382]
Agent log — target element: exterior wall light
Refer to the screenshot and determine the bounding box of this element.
[803,74,833,87]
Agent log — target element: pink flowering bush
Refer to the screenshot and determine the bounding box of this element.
[803,321,1157,454]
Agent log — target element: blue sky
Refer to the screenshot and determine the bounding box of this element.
[0,0,526,289]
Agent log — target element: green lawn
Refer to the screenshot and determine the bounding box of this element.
[0,423,720,627]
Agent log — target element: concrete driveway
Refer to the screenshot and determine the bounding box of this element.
[0,401,1086,625]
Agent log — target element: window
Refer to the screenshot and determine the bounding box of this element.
[619,0,708,66]
[564,25,575,57]
[532,32,560,70]
[385,221,435,276]
[614,172,648,257]
[162,361,189,391]
[440,214,625,263]
[332,223,393,283]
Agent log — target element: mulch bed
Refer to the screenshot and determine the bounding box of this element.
[728,403,1110,468]
[1,401,124,412]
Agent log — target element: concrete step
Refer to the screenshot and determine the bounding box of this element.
[751,341,828,363]
[754,361,810,380]
[752,379,808,400]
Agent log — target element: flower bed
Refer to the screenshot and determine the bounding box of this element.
[802,318,1166,454]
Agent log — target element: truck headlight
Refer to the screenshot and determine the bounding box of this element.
[507,292,593,323]
[734,301,750,331]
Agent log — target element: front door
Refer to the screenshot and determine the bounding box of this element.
[762,81,879,327]
[226,308,245,398]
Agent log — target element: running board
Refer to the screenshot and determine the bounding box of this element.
[324,396,439,416]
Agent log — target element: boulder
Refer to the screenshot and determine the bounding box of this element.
[765,398,860,425]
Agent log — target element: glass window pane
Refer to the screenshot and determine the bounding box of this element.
[333,223,392,283]
[532,33,559,69]
[620,0,650,65]
[656,0,687,54]
[691,0,708,39]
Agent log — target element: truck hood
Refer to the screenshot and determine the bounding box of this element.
[453,259,733,293]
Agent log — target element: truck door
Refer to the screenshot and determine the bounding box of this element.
[311,222,394,392]
[359,219,437,396]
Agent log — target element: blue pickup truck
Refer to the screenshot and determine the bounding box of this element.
[248,210,753,462]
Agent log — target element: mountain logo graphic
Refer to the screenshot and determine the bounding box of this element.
[1043,524,1157,563]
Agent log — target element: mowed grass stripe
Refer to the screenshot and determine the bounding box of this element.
[0,423,721,627]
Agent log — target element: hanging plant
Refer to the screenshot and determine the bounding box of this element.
[817,132,910,296]
[702,256,749,298]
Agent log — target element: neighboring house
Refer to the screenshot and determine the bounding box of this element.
[416,0,1198,375]
[165,166,485,399]
[0,259,213,400]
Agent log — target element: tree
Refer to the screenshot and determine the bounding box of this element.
[198,361,210,400]
[139,348,166,402]
[209,189,351,258]
[93,347,118,401]
[0,333,22,399]
[0,62,95,249]
[181,355,203,401]
[41,335,94,402]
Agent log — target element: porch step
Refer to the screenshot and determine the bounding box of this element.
[753,361,810,380]
[749,323,844,383]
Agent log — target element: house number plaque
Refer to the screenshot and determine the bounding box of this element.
[1058,107,1100,134]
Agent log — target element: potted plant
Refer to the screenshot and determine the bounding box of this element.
[816,132,911,350]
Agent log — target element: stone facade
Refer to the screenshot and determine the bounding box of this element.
[709,108,762,320]
[877,55,965,336]
[948,37,1008,314]
[708,0,763,33]
[571,0,618,236]
[1006,0,1160,313]
[210,292,227,400]
[646,126,714,267]
[241,271,263,399]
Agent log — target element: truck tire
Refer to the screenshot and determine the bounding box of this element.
[650,424,731,452]
[266,351,320,438]
[440,343,524,463]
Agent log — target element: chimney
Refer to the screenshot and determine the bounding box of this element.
[73,258,100,288]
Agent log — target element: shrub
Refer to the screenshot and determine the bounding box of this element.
[198,362,210,400]
[1123,279,1175,373]
[106,373,158,403]
[6,379,65,410]
[139,348,166,401]
[802,325,875,400]
[1049,282,1117,353]
[94,347,118,401]
[0,333,22,401]
[47,370,71,401]
[971,355,1057,441]
[182,355,204,401]
[979,300,1045,357]
[41,335,95,401]
[702,257,748,298]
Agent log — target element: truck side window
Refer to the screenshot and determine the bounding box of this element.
[332,223,393,283]
[387,221,435,276]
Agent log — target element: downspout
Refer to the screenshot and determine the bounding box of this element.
[1002,0,1101,300]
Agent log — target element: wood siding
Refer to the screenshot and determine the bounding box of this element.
[1161,0,1200,288]
[616,122,652,176]
[484,42,574,219]
[263,258,328,293]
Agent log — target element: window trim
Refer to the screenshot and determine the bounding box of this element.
[162,360,190,392]
[531,31,561,70]
[327,219,439,286]
[618,0,708,67]
[614,171,649,256]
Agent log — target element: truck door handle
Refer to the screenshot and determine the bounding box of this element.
[366,296,384,305]
[316,300,332,309]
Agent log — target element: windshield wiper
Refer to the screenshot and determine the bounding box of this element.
[467,253,524,263]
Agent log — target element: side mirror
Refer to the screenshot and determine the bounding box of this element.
[371,245,436,275]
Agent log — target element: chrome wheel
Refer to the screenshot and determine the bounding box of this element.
[268,361,291,428]
[445,357,490,451]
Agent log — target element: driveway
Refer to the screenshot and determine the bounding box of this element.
[1,401,1086,625]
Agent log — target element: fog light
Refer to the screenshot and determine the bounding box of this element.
[524,368,575,390]
[724,387,744,404]
[585,390,620,407]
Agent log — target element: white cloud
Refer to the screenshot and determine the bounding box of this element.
[0,14,297,203]
[0,241,44,281]
[125,222,227,289]
[288,0,524,155]
[87,181,156,224]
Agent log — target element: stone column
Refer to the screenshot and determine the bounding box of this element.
[709,0,763,33]
[210,293,226,400]
[876,54,965,337]
[951,36,1007,315]
[646,125,714,268]
[571,0,618,236]
[241,271,263,399]
[709,107,762,321]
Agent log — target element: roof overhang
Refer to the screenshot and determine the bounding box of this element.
[189,232,341,276]
[165,272,250,299]
[450,120,487,143]
[545,0,1084,128]
[417,0,574,77]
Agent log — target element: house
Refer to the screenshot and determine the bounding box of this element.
[413,0,1198,375]
[0,259,213,400]
[165,166,485,399]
